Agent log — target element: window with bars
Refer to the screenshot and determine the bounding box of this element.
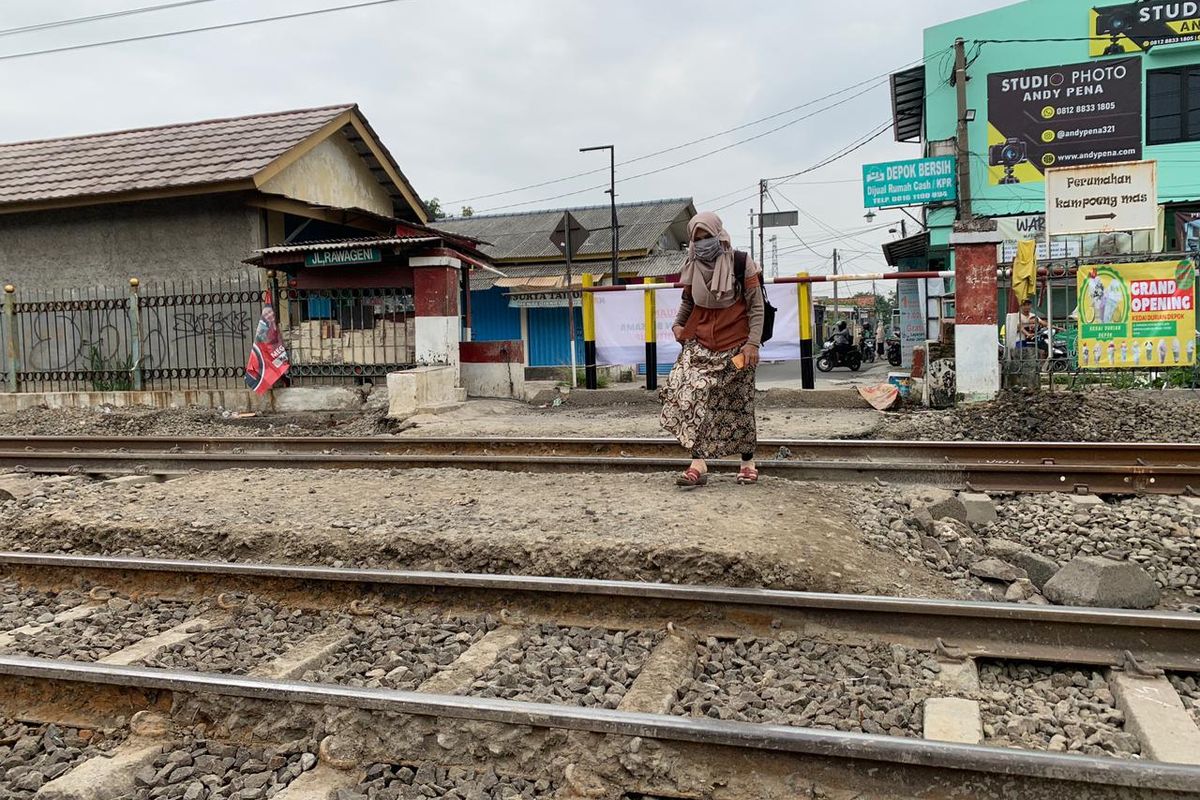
[1147,66,1200,145]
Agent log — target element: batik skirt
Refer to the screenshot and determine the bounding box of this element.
[659,341,757,459]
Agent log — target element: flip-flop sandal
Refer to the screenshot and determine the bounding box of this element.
[736,466,759,485]
[676,468,708,488]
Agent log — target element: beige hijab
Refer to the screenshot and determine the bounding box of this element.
[681,211,737,309]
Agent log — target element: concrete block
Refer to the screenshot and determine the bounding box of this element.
[462,361,524,399]
[959,492,997,527]
[250,629,350,681]
[99,614,224,666]
[1109,672,1200,764]
[923,698,983,744]
[386,366,461,418]
[269,765,364,799]
[969,558,1028,583]
[934,659,980,694]
[0,603,99,650]
[1008,550,1060,590]
[34,738,165,799]
[417,626,524,695]
[271,387,362,413]
[618,633,696,715]
[1067,494,1105,507]
[1043,556,1161,609]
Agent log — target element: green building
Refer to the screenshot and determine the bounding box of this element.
[897,0,1200,274]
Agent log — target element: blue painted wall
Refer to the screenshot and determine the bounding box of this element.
[528,306,584,367]
[468,287,521,342]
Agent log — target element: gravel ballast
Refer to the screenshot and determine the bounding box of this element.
[130,738,316,800]
[0,719,123,798]
[142,600,341,675]
[879,389,1200,443]
[1,596,208,661]
[976,661,1137,758]
[344,763,554,799]
[302,611,495,690]
[0,579,80,631]
[672,634,937,737]
[1169,674,1200,728]
[470,624,659,708]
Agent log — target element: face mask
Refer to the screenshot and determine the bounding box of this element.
[693,237,723,263]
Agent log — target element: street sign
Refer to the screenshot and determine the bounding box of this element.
[1045,160,1157,236]
[550,211,591,259]
[304,247,381,267]
[862,156,956,209]
[758,211,799,228]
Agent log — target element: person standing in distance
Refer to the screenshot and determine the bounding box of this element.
[660,211,765,488]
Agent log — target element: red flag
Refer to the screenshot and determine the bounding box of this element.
[245,292,290,394]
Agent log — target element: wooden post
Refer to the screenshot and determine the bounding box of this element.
[128,278,143,391]
[3,285,16,393]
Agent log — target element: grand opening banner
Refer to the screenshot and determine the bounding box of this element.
[986,58,1142,185]
[1076,260,1196,369]
[594,286,801,367]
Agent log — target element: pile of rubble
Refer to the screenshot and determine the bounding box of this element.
[850,487,1177,609]
[879,389,1200,443]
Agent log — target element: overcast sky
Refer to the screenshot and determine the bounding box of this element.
[3,0,1012,292]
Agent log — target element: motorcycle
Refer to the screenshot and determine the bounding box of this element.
[1015,327,1069,372]
[816,338,862,372]
[886,338,902,367]
[860,336,877,363]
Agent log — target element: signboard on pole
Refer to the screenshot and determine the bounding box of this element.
[1089,2,1200,57]
[758,211,800,228]
[551,212,590,259]
[862,156,956,208]
[1045,160,1157,236]
[986,58,1142,185]
[1076,260,1196,369]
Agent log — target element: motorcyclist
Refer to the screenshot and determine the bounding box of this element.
[832,320,853,354]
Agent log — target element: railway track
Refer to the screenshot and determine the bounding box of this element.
[1,552,1199,798]
[1,435,1199,494]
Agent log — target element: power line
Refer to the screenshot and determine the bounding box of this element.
[449,47,954,205]
[473,79,892,214]
[0,0,416,62]
[0,0,219,37]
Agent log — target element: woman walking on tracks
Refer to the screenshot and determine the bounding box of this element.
[661,211,765,488]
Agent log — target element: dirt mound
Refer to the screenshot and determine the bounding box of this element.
[878,389,1200,442]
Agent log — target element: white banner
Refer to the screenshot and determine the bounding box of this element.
[594,285,802,367]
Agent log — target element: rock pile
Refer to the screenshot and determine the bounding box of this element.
[303,612,495,691]
[130,739,316,800]
[672,634,938,737]
[471,625,658,708]
[340,764,553,799]
[976,662,1138,758]
[0,720,121,798]
[5,597,208,661]
[0,405,389,439]
[879,389,1200,443]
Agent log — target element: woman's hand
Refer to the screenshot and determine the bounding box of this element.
[740,343,760,367]
[672,324,686,343]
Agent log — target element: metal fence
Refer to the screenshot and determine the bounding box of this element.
[0,272,416,393]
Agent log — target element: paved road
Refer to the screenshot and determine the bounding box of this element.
[756,358,893,390]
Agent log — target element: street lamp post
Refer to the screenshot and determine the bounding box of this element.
[580,145,618,286]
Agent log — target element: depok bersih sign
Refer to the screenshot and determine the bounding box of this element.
[862,156,956,209]
[1044,160,1157,236]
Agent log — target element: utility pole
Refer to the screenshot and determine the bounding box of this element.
[749,209,756,260]
[580,145,619,285]
[832,248,840,330]
[954,37,973,221]
[758,179,767,265]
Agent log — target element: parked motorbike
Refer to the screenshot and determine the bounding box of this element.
[1012,327,1069,372]
[886,338,902,367]
[816,338,862,372]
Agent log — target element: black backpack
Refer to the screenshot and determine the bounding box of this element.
[734,250,776,344]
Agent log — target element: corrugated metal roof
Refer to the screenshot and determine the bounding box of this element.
[254,236,438,255]
[471,250,686,290]
[433,198,695,261]
[0,104,422,218]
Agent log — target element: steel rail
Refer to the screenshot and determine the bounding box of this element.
[0,447,1195,494]
[3,553,1198,670]
[0,655,1197,794]
[4,435,1200,466]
